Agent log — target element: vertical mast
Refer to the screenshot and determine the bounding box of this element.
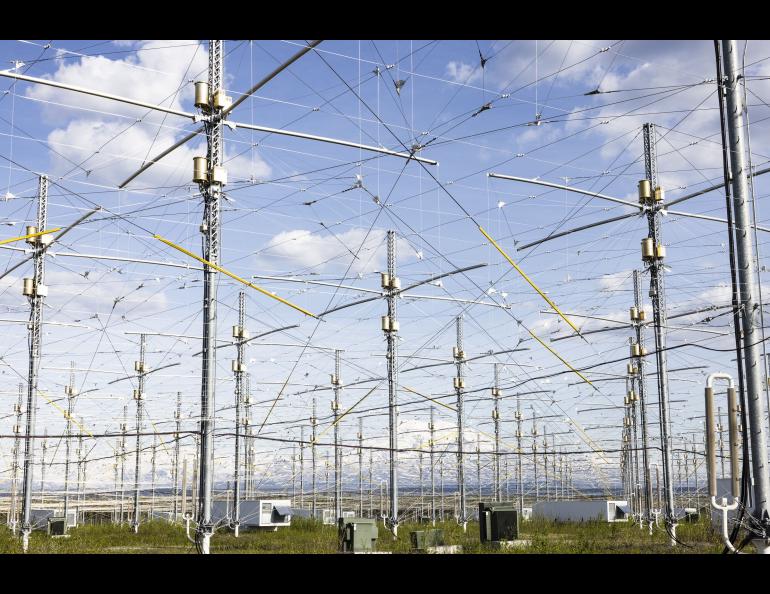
[332,349,342,519]
[492,363,501,501]
[132,333,147,533]
[358,418,363,516]
[383,230,400,536]
[232,291,246,536]
[454,315,467,531]
[641,122,677,542]
[311,397,317,517]
[10,383,23,533]
[20,174,48,553]
[196,39,225,555]
[63,362,76,532]
[720,39,770,545]
[173,391,182,520]
[429,406,436,525]
[632,269,653,524]
[516,395,523,513]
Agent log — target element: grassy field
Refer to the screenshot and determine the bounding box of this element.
[0,515,742,554]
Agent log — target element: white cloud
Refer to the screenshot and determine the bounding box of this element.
[28,40,209,123]
[255,228,412,275]
[445,61,483,85]
[25,40,273,188]
[45,118,270,188]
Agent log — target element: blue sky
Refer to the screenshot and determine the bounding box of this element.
[1,40,769,503]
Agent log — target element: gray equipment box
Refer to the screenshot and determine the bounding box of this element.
[47,517,67,536]
[339,517,378,552]
[410,529,445,550]
[479,502,519,542]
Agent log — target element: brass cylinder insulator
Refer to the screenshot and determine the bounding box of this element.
[193,156,208,183]
[194,81,209,109]
[641,238,654,259]
[638,179,652,202]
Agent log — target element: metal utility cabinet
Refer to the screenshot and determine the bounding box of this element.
[410,529,445,550]
[339,517,378,552]
[479,502,519,542]
[532,500,629,523]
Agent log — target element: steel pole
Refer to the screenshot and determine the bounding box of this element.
[721,39,770,540]
[333,349,342,520]
[132,333,146,533]
[20,175,47,553]
[642,123,677,543]
[232,292,245,537]
[385,230,400,536]
[197,39,224,555]
[632,270,653,524]
[455,315,467,531]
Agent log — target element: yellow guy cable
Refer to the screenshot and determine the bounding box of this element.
[478,225,582,336]
[311,385,379,444]
[527,328,595,389]
[402,385,456,412]
[0,227,62,246]
[39,390,94,439]
[153,234,317,319]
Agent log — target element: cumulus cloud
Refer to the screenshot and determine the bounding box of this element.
[25,40,272,188]
[445,61,483,85]
[255,228,413,275]
[28,40,209,123]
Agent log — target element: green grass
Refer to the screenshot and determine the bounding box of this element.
[0,516,738,554]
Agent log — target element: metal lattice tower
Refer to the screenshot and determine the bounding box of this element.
[40,432,48,505]
[244,374,253,499]
[311,397,317,517]
[77,426,85,519]
[150,434,157,516]
[332,349,342,520]
[173,391,182,520]
[63,361,76,533]
[632,269,653,524]
[476,435,482,502]
[9,382,23,533]
[368,449,374,517]
[132,333,147,533]
[493,363,501,501]
[196,39,225,554]
[429,406,436,525]
[642,123,677,542]
[119,404,127,523]
[543,426,550,501]
[232,291,246,536]
[532,408,539,502]
[299,425,305,510]
[454,314,467,531]
[357,418,363,516]
[20,174,48,553]
[516,395,523,513]
[628,377,641,523]
[384,229,400,536]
